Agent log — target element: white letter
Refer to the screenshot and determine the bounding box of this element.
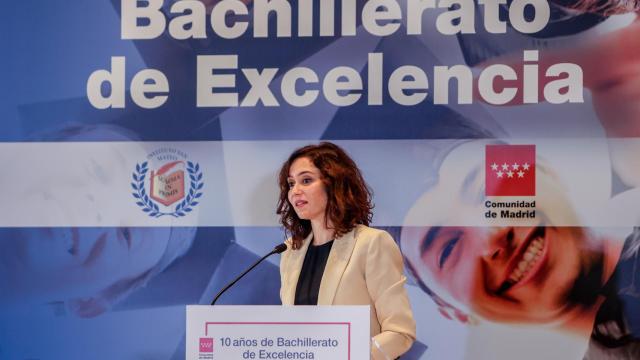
[544,64,584,104]
[342,0,357,36]
[407,0,436,35]
[121,0,166,40]
[320,0,335,36]
[368,53,383,105]
[169,0,206,39]
[362,0,402,37]
[478,64,517,105]
[298,0,313,37]
[197,55,238,107]
[211,0,249,39]
[86,57,126,109]
[509,0,550,34]
[436,0,475,35]
[130,69,169,109]
[281,67,320,107]
[523,50,538,103]
[479,0,507,34]
[241,68,279,106]
[433,65,473,104]
[254,0,292,38]
[323,67,363,106]
[388,66,429,106]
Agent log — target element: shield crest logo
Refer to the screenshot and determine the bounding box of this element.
[149,161,186,206]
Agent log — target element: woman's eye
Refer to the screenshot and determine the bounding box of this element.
[302,178,313,184]
[287,181,295,188]
[439,236,460,269]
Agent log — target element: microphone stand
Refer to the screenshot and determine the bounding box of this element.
[210,243,287,305]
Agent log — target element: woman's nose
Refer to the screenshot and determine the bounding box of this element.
[290,183,302,194]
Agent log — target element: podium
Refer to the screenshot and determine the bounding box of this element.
[186,305,370,359]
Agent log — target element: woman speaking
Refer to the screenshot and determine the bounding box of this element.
[277,142,416,359]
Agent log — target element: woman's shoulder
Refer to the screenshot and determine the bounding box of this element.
[354,225,395,245]
[352,225,403,267]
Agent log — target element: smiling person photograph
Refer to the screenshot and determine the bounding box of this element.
[401,158,640,359]
[400,140,640,359]
[399,1,640,357]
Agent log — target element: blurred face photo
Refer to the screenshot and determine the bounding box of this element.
[401,225,604,323]
[0,227,171,304]
[0,126,178,308]
[400,142,608,324]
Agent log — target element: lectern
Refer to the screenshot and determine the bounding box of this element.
[186,305,370,359]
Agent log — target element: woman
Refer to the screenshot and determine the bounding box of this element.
[277,142,416,359]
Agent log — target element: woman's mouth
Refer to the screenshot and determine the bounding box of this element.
[294,200,307,208]
[496,227,550,294]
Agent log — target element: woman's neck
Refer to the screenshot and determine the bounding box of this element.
[311,218,334,246]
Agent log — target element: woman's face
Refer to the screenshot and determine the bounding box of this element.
[0,227,170,304]
[287,157,329,224]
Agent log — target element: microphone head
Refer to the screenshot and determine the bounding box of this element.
[273,243,288,254]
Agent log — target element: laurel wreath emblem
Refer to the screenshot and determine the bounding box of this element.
[131,161,204,218]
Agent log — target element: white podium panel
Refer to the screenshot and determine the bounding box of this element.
[186,305,370,360]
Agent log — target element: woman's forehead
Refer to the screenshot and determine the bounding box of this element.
[289,157,319,175]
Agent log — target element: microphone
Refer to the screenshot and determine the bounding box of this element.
[210,243,288,305]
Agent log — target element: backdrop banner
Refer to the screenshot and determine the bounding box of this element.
[2,1,639,359]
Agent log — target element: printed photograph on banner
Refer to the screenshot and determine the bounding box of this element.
[3,0,640,359]
[399,224,640,359]
[398,137,640,359]
[0,226,281,359]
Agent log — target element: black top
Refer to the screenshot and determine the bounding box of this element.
[294,240,334,305]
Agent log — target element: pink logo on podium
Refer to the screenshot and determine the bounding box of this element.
[200,338,213,353]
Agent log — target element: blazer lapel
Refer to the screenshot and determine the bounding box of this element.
[282,232,313,305]
[317,227,358,305]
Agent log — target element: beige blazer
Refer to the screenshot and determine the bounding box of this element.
[280,225,416,359]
